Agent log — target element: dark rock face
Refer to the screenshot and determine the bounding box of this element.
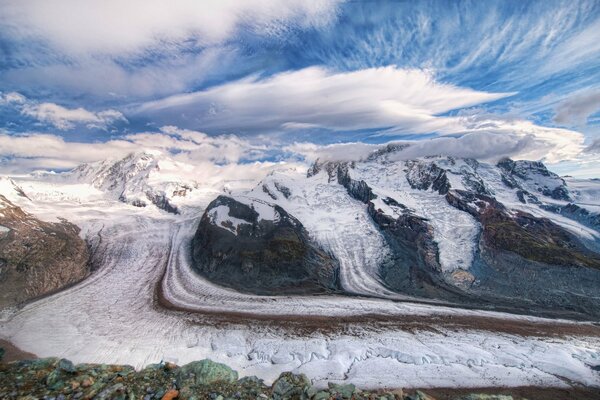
[446,190,600,317]
[447,190,600,269]
[0,196,89,308]
[405,160,450,194]
[497,158,571,201]
[191,196,340,295]
[332,163,465,300]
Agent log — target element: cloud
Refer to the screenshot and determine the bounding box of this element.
[286,123,586,165]
[0,92,127,130]
[553,88,600,125]
[0,0,341,56]
[0,92,26,105]
[136,66,513,134]
[585,138,600,154]
[0,126,271,173]
[21,103,126,130]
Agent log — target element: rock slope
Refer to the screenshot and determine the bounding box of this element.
[194,147,600,318]
[191,195,341,295]
[0,194,89,308]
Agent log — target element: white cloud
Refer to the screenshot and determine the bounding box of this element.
[0,92,127,130]
[136,66,514,133]
[554,88,600,125]
[0,92,26,105]
[0,0,341,56]
[286,121,586,165]
[0,126,270,173]
[21,102,126,130]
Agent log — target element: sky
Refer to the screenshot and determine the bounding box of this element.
[0,0,599,177]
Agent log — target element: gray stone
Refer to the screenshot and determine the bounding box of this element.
[328,383,356,399]
[176,359,238,386]
[271,372,311,400]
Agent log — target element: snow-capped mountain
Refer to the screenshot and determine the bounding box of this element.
[66,151,197,214]
[195,145,600,317]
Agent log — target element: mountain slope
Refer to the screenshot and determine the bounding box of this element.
[193,148,600,317]
[0,194,89,308]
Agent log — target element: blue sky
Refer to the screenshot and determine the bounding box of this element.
[0,0,599,176]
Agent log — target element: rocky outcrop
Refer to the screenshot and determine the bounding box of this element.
[446,189,600,317]
[405,160,450,194]
[330,163,465,300]
[497,158,571,201]
[446,190,600,269]
[191,195,341,295]
[2,357,598,400]
[0,196,89,308]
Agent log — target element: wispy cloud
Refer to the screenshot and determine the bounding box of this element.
[0,0,341,56]
[0,92,126,130]
[136,66,514,134]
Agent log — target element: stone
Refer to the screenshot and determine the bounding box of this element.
[271,372,311,400]
[313,391,331,400]
[175,359,238,386]
[161,388,180,400]
[462,395,514,400]
[57,359,75,373]
[328,383,356,399]
[94,383,126,400]
[410,391,437,400]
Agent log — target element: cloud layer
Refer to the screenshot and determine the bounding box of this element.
[136,66,513,134]
[1,0,340,56]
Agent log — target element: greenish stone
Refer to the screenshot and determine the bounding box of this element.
[271,372,311,400]
[328,382,356,399]
[176,359,238,386]
[58,358,75,373]
[45,369,63,388]
[314,390,331,400]
[410,391,436,400]
[238,375,264,386]
[462,395,514,400]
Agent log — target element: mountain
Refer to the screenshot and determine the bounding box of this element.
[0,190,89,308]
[193,146,600,317]
[65,151,199,214]
[192,195,340,295]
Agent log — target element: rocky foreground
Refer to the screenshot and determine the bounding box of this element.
[1,353,598,400]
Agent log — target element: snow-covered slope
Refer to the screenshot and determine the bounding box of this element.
[193,148,600,317]
[0,149,599,389]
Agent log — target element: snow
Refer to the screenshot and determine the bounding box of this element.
[208,205,251,235]
[0,153,599,389]
[351,160,480,274]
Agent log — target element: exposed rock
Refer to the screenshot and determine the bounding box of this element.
[0,196,89,308]
[176,359,238,386]
[497,158,571,201]
[191,195,341,295]
[271,372,310,400]
[446,190,600,269]
[1,357,597,400]
[328,382,356,399]
[405,160,450,194]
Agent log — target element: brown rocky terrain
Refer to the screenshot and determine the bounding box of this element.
[0,195,90,308]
